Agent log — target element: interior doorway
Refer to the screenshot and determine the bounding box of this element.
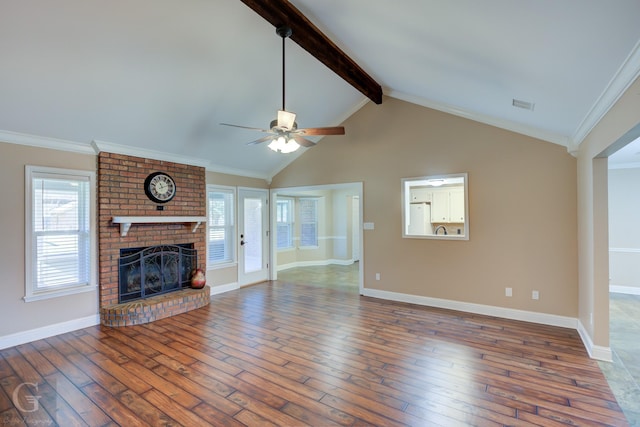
[603,133,640,421]
[269,182,363,293]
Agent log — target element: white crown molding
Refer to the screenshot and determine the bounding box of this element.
[571,39,640,150]
[0,129,95,154]
[0,314,100,350]
[92,139,269,179]
[386,89,570,148]
[91,139,211,168]
[0,130,270,180]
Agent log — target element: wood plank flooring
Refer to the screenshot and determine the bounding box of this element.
[0,281,628,426]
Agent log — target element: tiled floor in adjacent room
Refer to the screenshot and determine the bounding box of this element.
[600,293,640,425]
[277,262,360,289]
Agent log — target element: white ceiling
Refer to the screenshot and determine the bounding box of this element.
[1,1,640,178]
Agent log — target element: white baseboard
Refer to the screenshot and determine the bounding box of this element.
[361,288,616,361]
[362,288,578,329]
[0,314,100,350]
[609,285,640,295]
[0,287,613,363]
[209,282,239,296]
[277,259,354,271]
[577,319,613,362]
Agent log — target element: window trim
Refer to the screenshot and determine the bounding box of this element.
[24,165,97,302]
[276,197,295,251]
[298,197,319,248]
[206,184,237,270]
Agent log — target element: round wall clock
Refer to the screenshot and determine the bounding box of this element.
[144,172,176,203]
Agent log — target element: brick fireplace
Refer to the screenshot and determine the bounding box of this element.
[97,152,208,325]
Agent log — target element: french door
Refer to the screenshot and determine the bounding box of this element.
[238,188,269,286]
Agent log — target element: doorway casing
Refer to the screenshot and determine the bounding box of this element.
[269,182,364,294]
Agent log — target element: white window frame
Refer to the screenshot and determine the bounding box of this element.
[298,198,319,248]
[207,185,236,269]
[276,197,295,250]
[24,165,97,302]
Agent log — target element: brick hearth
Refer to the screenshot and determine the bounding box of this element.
[97,152,208,325]
[100,286,210,327]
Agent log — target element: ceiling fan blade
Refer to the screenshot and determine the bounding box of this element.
[297,126,345,136]
[292,136,316,148]
[247,135,276,146]
[220,123,272,133]
[277,110,296,130]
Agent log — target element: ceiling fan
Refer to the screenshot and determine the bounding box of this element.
[221,25,345,153]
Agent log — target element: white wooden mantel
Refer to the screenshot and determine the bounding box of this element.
[112,216,207,237]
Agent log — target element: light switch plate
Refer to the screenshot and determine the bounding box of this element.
[363,222,375,230]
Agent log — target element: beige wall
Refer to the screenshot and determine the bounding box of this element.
[272,97,578,316]
[206,170,269,189]
[0,141,99,337]
[0,155,272,338]
[577,75,640,348]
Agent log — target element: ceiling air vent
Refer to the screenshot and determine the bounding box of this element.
[512,98,535,111]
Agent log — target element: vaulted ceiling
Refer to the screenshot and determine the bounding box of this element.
[1,1,640,178]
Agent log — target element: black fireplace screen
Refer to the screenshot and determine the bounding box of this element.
[118,244,196,303]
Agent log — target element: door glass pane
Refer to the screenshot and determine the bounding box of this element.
[244,197,262,273]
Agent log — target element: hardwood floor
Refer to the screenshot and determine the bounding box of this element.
[0,281,628,426]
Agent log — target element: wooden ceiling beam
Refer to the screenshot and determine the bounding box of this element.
[239,0,383,104]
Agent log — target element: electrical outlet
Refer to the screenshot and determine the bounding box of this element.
[505,287,512,297]
[532,290,539,300]
[375,273,381,281]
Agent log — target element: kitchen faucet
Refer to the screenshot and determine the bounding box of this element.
[434,225,447,235]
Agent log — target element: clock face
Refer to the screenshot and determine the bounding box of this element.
[144,172,176,203]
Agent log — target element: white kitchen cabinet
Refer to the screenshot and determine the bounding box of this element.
[430,188,465,223]
[410,187,432,203]
[431,191,450,222]
[449,188,465,222]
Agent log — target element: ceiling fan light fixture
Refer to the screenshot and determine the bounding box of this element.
[220,25,344,152]
[268,136,300,153]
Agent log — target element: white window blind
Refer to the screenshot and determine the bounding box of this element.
[276,198,294,249]
[25,166,95,301]
[208,188,235,265]
[299,198,318,247]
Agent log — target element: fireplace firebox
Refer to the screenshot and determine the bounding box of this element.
[118,244,196,303]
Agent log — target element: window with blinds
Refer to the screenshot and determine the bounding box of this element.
[276,198,294,249]
[207,187,235,266]
[25,166,95,301]
[299,198,318,247]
